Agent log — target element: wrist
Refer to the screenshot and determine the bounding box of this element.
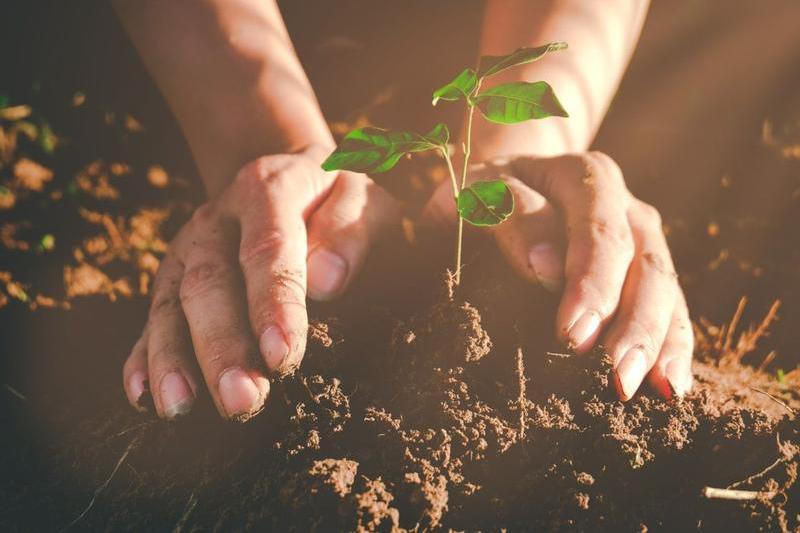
[190,109,334,198]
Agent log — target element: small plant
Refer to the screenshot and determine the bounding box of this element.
[322,43,568,285]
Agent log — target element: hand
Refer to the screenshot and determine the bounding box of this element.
[424,152,693,401]
[123,146,400,420]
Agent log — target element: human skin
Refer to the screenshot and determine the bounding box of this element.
[116,0,690,421]
[426,0,693,401]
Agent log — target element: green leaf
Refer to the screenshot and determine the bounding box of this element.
[475,81,568,124]
[432,68,477,105]
[777,369,786,384]
[0,95,8,108]
[457,179,514,227]
[424,122,450,145]
[322,124,448,173]
[477,42,567,78]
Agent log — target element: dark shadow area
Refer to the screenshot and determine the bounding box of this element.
[1,1,798,531]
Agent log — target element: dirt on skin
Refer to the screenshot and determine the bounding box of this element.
[2,240,798,532]
[2,24,800,529]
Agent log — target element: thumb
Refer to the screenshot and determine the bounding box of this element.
[421,173,565,291]
[306,172,400,301]
[493,177,566,292]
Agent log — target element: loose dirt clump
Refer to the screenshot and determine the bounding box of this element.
[5,248,797,532]
[2,94,799,531]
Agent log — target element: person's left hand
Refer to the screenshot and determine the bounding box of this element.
[423,152,693,401]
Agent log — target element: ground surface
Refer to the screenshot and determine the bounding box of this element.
[2,1,800,531]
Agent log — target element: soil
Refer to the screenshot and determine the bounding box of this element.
[2,229,799,531]
[2,2,800,531]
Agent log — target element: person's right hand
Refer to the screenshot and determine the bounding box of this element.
[122,146,400,421]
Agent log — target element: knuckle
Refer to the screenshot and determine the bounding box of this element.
[638,251,678,282]
[238,229,288,268]
[190,202,219,228]
[149,339,187,366]
[237,156,306,196]
[200,331,251,370]
[252,271,308,330]
[587,218,635,257]
[634,200,663,230]
[150,291,182,316]
[572,278,618,318]
[588,151,624,184]
[587,150,621,174]
[630,322,661,363]
[179,259,233,302]
[270,269,307,303]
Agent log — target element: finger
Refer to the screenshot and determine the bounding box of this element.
[648,292,694,399]
[225,157,332,375]
[420,162,566,291]
[492,177,565,292]
[177,204,270,421]
[420,158,515,227]
[511,153,635,353]
[602,200,679,401]
[123,328,150,412]
[145,249,199,420]
[306,172,400,301]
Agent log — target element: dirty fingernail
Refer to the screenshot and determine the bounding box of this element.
[615,347,648,401]
[307,247,348,300]
[260,325,290,372]
[128,371,147,412]
[567,311,601,350]
[665,357,692,397]
[160,372,194,419]
[528,243,563,292]
[218,367,264,420]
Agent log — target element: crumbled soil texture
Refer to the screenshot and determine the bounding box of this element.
[2,242,798,532]
[2,5,800,530]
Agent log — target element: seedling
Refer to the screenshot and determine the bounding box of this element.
[322,43,568,285]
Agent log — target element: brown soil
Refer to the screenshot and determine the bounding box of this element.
[2,236,798,532]
[3,4,800,530]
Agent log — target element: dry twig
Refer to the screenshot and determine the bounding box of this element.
[702,487,777,501]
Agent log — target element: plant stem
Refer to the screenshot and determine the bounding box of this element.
[455,216,464,285]
[441,147,459,200]
[450,80,483,286]
[461,110,475,189]
[440,147,463,285]
[460,79,481,189]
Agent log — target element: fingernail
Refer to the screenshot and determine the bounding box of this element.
[615,347,648,401]
[567,311,601,350]
[665,357,692,397]
[307,247,348,300]
[260,325,290,371]
[160,372,194,419]
[528,243,562,292]
[218,367,264,420]
[128,371,147,412]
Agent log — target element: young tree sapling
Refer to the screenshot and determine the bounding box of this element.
[322,42,568,286]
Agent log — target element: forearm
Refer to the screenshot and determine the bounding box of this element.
[114,0,333,197]
[472,0,649,160]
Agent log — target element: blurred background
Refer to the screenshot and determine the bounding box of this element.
[1,0,799,525]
